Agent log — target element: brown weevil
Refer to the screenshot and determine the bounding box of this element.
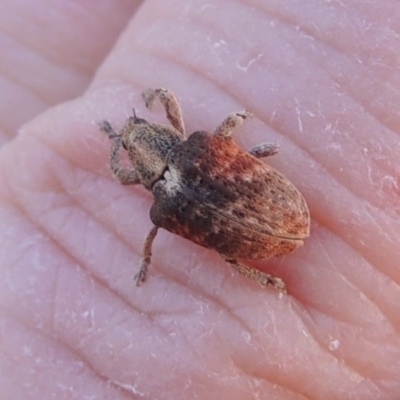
[99,88,310,293]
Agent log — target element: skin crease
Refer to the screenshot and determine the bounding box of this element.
[0,0,142,146]
[0,0,400,399]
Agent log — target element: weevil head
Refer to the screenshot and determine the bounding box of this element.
[121,109,185,190]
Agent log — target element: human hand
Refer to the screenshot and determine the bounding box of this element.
[1,1,399,399]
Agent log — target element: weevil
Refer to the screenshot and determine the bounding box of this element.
[99,88,310,293]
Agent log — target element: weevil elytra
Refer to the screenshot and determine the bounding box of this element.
[99,88,310,293]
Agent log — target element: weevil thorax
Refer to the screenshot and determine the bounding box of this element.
[121,112,185,190]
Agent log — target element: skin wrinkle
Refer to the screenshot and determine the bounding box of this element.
[232,321,355,400]
[240,371,310,400]
[313,238,373,317]
[0,200,202,399]
[50,247,61,341]
[362,204,393,241]
[248,1,400,137]
[146,294,336,398]
[226,355,310,400]
[240,368,312,400]
[1,187,139,326]
[249,0,400,58]
[3,28,69,77]
[294,307,376,395]
[0,32,84,104]
[267,21,399,140]
[279,255,395,388]
[0,61,48,108]
[1,4,116,77]
[227,296,379,397]
[245,2,347,55]
[0,161,171,338]
[0,235,129,395]
[308,227,400,334]
[0,312,134,399]
[294,315,377,397]
[58,176,145,254]
[313,234,376,306]
[298,305,385,388]
[155,314,239,390]
[178,334,290,400]
[280,31,400,160]
[185,281,256,338]
[154,0,382,90]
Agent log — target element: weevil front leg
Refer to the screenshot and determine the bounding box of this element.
[222,257,287,293]
[248,143,280,158]
[142,88,186,136]
[214,110,253,137]
[134,225,159,286]
[99,120,140,185]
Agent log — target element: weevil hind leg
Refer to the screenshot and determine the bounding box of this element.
[98,120,140,185]
[214,111,253,137]
[134,226,159,286]
[142,88,186,136]
[248,143,280,158]
[222,257,287,293]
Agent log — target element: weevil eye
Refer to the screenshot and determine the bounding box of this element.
[134,117,148,125]
[132,108,148,125]
[122,140,128,150]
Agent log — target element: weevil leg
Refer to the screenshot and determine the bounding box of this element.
[99,121,140,185]
[214,110,253,137]
[248,143,280,158]
[134,225,159,286]
[223,257,287,293]
[142,88,186,136]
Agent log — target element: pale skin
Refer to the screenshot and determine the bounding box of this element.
[1,1,400,400]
